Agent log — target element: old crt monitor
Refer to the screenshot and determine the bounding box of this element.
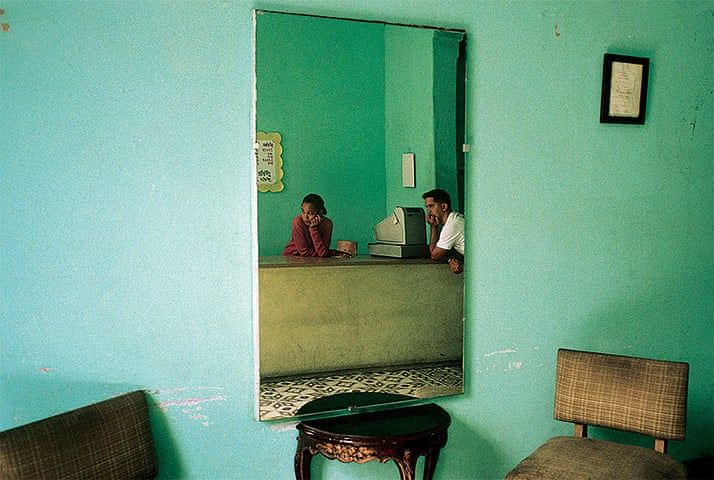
[367,207,430,258]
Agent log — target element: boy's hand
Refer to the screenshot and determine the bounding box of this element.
[308,215,322,227]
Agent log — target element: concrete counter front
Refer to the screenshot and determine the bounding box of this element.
[259,256,464,379]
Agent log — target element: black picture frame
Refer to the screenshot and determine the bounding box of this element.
[600,53,649,124]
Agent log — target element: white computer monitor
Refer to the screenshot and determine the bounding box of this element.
[373,207,426,245]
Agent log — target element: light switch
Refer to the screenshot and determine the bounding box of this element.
[402,153,415,188]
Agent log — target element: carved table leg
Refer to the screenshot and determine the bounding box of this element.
[294,444,313,480]
[423,447,442,480]
[394,449,418,480]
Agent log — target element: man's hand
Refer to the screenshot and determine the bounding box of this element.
[448,257,463,274]
[426,213,439,226]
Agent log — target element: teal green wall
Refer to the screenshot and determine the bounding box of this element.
[2,1,712,479]
[256,13,386,255]
[384,25,437,212]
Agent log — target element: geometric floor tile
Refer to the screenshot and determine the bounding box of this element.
[259,362,463,420]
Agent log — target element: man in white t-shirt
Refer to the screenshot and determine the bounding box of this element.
[422,189,465,274]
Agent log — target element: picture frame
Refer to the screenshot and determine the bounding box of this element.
[255,131,284,192]
[600,53,649,124]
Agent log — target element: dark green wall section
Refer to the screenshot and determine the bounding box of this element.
[433,30,463,212]
[256,13,386,255]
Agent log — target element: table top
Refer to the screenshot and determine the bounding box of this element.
[297,392,417,416]
[298,403,451,440]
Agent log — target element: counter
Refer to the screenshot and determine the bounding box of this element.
[259,255,464,378]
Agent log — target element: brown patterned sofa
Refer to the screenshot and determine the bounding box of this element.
[505,348,689,480]
[0,390,158,479]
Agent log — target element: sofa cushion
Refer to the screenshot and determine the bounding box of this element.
[506,436,687,480]
[0,390,158,479]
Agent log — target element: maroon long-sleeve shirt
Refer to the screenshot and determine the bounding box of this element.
[282,215,333,257]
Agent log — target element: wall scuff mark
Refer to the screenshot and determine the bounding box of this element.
[149,387,227,428]
[484,348,517,357]
[158,395,227,408]
[1,8,9,32]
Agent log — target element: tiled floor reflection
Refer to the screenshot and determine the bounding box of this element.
[259,363,463,420]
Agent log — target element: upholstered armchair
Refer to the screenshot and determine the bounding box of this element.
[505,348,689,480]
[0,390,158,479]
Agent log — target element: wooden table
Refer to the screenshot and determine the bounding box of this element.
[294,402,451,479]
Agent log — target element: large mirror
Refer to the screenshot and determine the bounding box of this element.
[255,10,467,421]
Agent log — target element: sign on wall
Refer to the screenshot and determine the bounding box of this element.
[255,131,284,192]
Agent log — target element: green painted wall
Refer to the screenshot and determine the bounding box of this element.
[2,1,712,479]
[384,25,437,212]
[256,13,386,255]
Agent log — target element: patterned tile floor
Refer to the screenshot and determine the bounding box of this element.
[259,363,463,420]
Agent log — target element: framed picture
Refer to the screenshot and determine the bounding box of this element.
[600,53,649,124]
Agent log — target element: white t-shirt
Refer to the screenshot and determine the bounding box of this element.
[436,212,465,255]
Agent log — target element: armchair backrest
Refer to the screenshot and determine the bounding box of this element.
[0,390,158,479]
[554,349,688,441]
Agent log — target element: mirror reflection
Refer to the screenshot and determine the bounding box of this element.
[256,10,466,421]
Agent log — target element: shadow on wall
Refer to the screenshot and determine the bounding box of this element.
[678,403,714,464]
[444,415,507,478]
[0,375,185,478]
[146,398,186,479]
[572,282,713,462]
